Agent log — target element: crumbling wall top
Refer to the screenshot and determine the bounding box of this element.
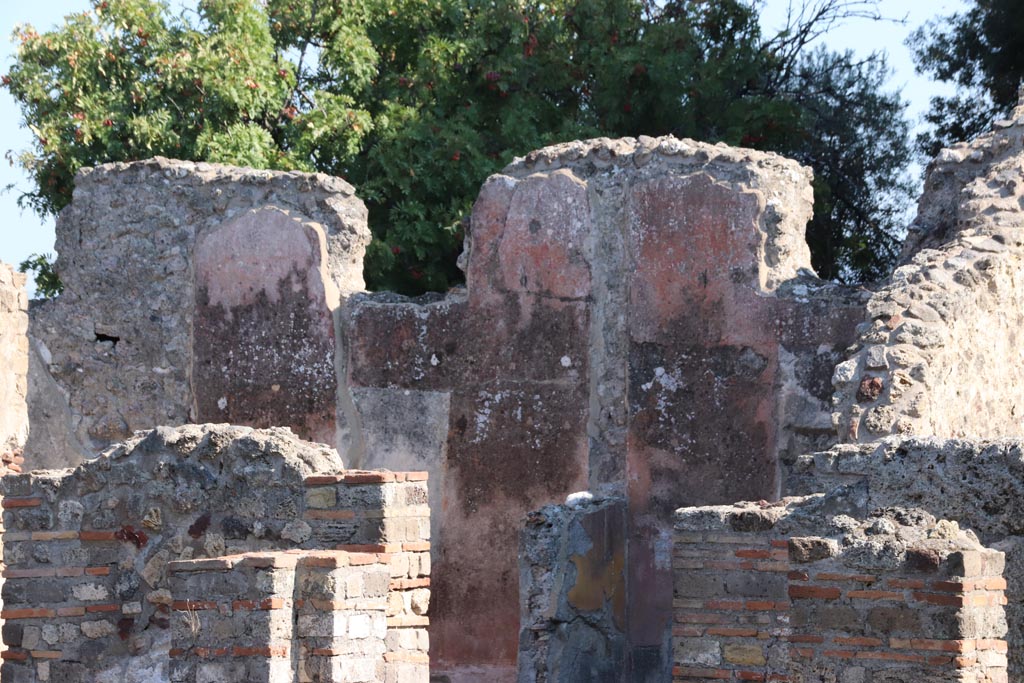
[831,105,1024,443]
[500,135,816,291]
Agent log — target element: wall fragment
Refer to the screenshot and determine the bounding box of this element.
[0,424,429,683]
[673,496,1008,683]
[28,159,369,463]
[833,99,1024,443]
[0,263,28,462]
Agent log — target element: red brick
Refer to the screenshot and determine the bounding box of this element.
[57,607,86,617]
[890,639,974,653]
[1,650,28,661]
[1,608,56,619]
[788,585,840,600]
[85,566,111,576]
[814,572,876,584]
[340,471,395,484]
[3,567,57,579]
[787,635,824,644]
[86,604,122,613]
[976,639,1008,652]
[80,531,117,542]
[787,571,809,581]
[912,592,964,607]
[404,472,429,481]
[735,549,771,559]
[29,651,62,659]
[383,651,431,663]
[303,476,344,486]
[833,636,882,647]
[847,590,904,601]
[930,581,967,593]
[886,578,925,589]
[705,600,745,610]
[2,497,42,509]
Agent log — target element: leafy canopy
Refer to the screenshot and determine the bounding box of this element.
[6,0,913,292]
[909,0,1024,157]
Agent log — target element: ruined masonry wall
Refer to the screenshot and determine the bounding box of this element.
[169,550,428,683]
[833,102,1024,443]
[787,436,1024,679]
[0,263,28,461]
[0,424,429,683]
[673,497,1009,683]
[351,136,865,679]
[27,159,369,463]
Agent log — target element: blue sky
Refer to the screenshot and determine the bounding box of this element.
[0,0,969,294]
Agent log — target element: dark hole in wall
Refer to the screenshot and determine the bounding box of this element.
[94,332,121,346]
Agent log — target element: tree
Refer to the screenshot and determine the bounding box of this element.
[5,0,913,292]
[779,48,913,281]
[909,0,1024,157]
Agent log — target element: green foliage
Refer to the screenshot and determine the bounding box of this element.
[18,253,62,298]
[6,0,913,291]
[909,0,1024,157]
[781,48,913,282]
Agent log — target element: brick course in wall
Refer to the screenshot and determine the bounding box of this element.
[168,548,428,683]
[673,497,1008,683]
[0,424,429,683]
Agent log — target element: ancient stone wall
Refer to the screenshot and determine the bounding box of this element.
[26,140,864,681]
[0,424,429,683]
[350,137,864,679]
[0,263,28,465]
[517,496,626,682]
[787,436,1024,679]
[169,549,428,683]
[673,496,1008,683]
[27,159,369,462]
[833,100,1024,444]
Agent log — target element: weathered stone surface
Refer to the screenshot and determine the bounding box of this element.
[0,263,28,458]
[834,97,1024,443]
[28,159,369,463]
[674,494,1008,683]
[344,136,865,681]
[789,436,1024,678]
[517,497,626,683]
[193,207,340,444]
[0,424,430,683]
